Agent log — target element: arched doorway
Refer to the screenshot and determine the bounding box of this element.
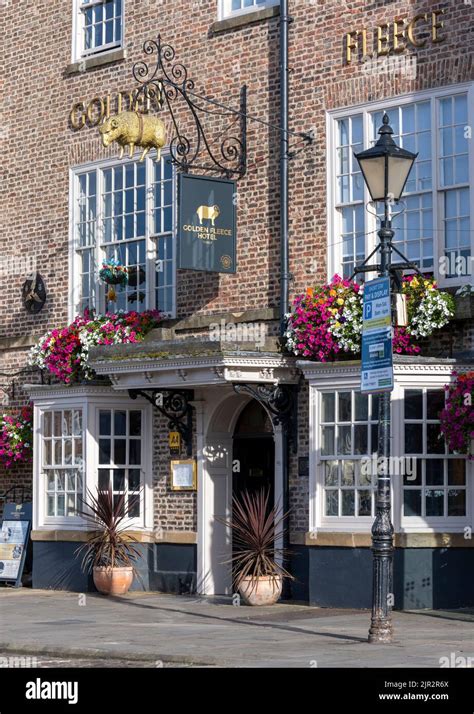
[198,389,283,596]
[232,401,274,504]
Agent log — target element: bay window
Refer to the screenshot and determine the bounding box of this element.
[402,388,468,524]
[32,387,152,531]
[328,84,473,286]
[320,390,379,520]
[304,361,473,534]
[71,155,175,319]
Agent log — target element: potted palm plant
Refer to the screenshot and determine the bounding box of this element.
[76,486,141,596]
[219,487,294,606]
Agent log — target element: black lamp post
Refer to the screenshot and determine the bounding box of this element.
[354,115,417,644]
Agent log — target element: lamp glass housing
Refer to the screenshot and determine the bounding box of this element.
[354,115,417,203]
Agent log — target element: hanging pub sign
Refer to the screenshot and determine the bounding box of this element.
[178,174,236,274]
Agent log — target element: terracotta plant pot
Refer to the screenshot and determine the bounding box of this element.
[238,575,282,606]
[93,566,134,596]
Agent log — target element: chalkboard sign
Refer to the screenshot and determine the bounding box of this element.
[0,502,32,587]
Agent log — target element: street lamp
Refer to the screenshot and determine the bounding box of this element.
[355,114,417,204]
[354,114,417,644]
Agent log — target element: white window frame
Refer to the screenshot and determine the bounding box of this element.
[71,0,124,63]
[316,388,379,528]
[308,367,383,533]
[218,0,279,21]
[69,153,177,321]
[42,407,85,522]
[32,387,153,532]
[392,372,473,534]
[303,361,473,534]
[326,82,474,288]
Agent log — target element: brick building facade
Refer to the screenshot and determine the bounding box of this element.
[1,0,473,607]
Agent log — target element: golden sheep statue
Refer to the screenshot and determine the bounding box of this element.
[99,111,167,162]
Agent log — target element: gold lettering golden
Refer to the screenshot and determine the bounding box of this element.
[376,24,390,56]
[407,14,428,48]
[69,84,167,130]
[432,9,445,43]
[147,83,164,113]
[69,102,86,129]
[117,91,134,114]
[86,97,105,126]
[133,89,149,113]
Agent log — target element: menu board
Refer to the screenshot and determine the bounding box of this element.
[0,502,32,585]
[170,460,197,491]
[0,521,29,579]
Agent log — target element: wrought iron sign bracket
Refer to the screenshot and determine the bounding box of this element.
[232,382,298,453]
[133,36,247,178]
[128,389,194,456]
[132,35,314,179]
[0,367,45,403]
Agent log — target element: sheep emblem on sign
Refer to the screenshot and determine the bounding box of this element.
[99,111,167,162]
[196,204,220,226]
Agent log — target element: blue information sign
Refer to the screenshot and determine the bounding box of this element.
[361,277,393,394]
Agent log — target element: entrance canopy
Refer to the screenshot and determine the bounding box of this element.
[88,339,300,390]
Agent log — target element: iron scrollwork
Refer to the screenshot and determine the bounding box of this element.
[132,35,246,177]
[129,389,194,456]
[0,366,45,403]
[233,383,298,453]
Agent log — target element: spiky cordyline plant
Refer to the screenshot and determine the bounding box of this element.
[218,487,294,591]
[75,486,142,572]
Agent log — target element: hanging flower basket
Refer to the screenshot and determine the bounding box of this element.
[29,310,162,384]
[285,274,455,361]
[0,406,33,468]
[439,371,474,459]
[284,275,362,362]
[99,260,129,286]
[396,275,455,350]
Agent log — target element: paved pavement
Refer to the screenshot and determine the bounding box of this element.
[0,589,473,668]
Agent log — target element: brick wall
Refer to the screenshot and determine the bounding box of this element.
[152,407,197,533]
[3,1,469,337]
[1,1,472,520]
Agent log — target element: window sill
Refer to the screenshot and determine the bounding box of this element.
[299,531,474,548]
[66,47,127,76]
[210,5,280,35]
[31,528,196,544]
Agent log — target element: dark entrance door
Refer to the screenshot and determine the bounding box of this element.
[232,401,274,566]
[232,400,274,502]
[232,437,274,503]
